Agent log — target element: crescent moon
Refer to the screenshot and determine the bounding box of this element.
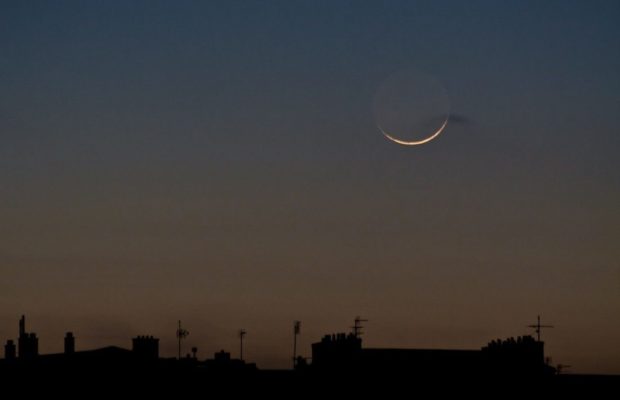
[380,117,449,146]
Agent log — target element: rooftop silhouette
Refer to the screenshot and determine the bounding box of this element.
[0,316,616,390]
[2,314,618,394]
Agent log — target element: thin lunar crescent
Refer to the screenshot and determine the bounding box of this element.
[380,117,449,146]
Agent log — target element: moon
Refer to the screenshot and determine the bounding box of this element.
[380,116,449,146]
[373,68,450,147]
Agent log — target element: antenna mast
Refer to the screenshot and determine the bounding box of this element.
[351,316,368,338]
[176,320,189,359]
[293,321,301,369]
[527,315,554,342]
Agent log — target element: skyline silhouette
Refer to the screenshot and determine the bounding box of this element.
[3,313,619,395]
[0,314,564,373]
[0,313,607,377]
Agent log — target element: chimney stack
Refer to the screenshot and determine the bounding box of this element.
[64,332,75,354]
[4,340,16,360]
[17,315,39,359]
[19,315,25,336]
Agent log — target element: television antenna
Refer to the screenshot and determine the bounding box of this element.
[293,321,301,368]
[351,316,368,338]
[528,315,553,342]
[176,320,189,359]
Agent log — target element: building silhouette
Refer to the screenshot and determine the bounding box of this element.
[1,315,551,377]
[2,314,618,393]
[311,332,552,377]
[0,316,257,374]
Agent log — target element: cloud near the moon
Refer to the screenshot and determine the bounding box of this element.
[448,113,473,125]
[422,113,472,127]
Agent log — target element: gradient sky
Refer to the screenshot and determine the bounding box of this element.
[1,0,619,373]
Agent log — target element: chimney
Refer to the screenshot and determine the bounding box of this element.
[132,335,159,359]
[64,332,75,354]
[4,340,16,360]
[19,315,25,337]
[17,315,39,359]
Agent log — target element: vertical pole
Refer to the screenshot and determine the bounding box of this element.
[293,328,297,368]
[293,321,300,369]
[240,332,243,361]
[239,329,246,361]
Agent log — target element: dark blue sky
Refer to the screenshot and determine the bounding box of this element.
[1,1,619,373]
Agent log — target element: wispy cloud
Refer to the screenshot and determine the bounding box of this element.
[448,113,472,124]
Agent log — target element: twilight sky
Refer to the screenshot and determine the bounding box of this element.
[1,1,619,373]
